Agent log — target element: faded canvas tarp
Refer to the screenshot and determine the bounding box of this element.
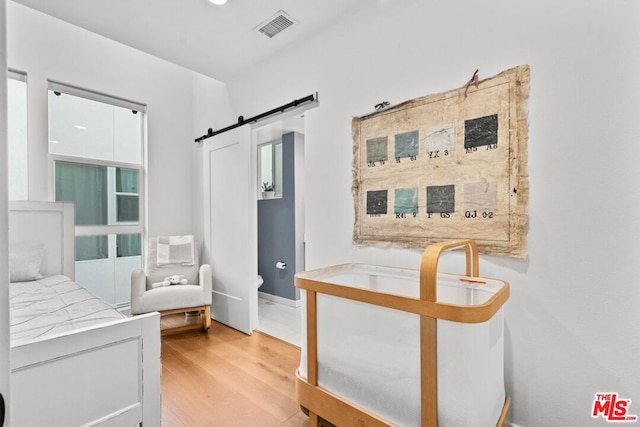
[352,65,530,258]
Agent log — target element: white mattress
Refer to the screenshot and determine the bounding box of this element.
[10,274,125,345]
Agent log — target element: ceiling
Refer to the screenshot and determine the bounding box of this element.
[12,0,372,82]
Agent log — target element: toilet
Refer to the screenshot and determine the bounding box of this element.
[257,275,264,289]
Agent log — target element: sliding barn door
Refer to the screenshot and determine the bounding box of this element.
[206,127,256,334]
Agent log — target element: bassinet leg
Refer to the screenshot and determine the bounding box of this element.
[309,411,319,427]
[497,396,511,426]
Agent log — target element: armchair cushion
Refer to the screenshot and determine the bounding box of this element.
[131,264,212,315]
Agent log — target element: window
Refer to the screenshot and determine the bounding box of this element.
[8,70,28,200]
[49,82,146,307]
[258,140,283,199]
[115,168,140,223]
[54,162,140,225]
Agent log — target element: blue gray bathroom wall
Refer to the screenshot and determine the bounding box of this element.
[257,131,302,302]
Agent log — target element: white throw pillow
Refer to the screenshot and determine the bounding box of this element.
[156,235,195,266]
[9,242,44,282]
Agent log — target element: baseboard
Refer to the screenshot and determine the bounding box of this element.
[258,291,301,308]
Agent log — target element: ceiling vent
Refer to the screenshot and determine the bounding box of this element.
[255,10,296,38]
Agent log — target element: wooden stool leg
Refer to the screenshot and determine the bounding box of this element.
[203,305,211,331]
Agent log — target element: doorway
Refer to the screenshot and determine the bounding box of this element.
[206,98,316,339]
[253,114,305,346]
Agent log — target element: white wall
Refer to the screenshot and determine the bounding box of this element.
[226,0,640,425]
[7,1,224,239]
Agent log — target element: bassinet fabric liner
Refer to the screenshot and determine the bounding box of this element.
[10,274,125,345]
[305,315,505,427]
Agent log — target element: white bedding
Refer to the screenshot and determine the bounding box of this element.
[10,274,125,345]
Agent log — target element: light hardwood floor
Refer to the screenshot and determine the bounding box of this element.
[160,319,310,427]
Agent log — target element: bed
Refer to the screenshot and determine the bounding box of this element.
[295,240,511,427]
[8,201,161,427]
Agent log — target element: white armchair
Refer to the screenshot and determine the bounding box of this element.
[130,236,212,334]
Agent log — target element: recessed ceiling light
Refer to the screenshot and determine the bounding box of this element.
[48,139,59,144]
[208,0,227,5]
[74,125,87,130]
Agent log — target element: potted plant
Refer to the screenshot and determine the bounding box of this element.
[262,182,275,199]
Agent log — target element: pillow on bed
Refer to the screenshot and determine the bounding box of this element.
[9,242,44,282]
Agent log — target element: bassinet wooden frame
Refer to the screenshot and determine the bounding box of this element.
[295,240,511,427]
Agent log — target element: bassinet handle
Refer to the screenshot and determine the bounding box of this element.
[419,239,479,302]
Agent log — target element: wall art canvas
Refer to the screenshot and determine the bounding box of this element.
[352,65,530,257]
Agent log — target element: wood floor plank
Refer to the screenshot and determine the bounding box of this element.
[161,320,308,426]
[204,392,287,427]
[162,363,234,426]
[161,404,188,427]
[284,409,311,427]
[178,345,301,422]
[199,335,299,397]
